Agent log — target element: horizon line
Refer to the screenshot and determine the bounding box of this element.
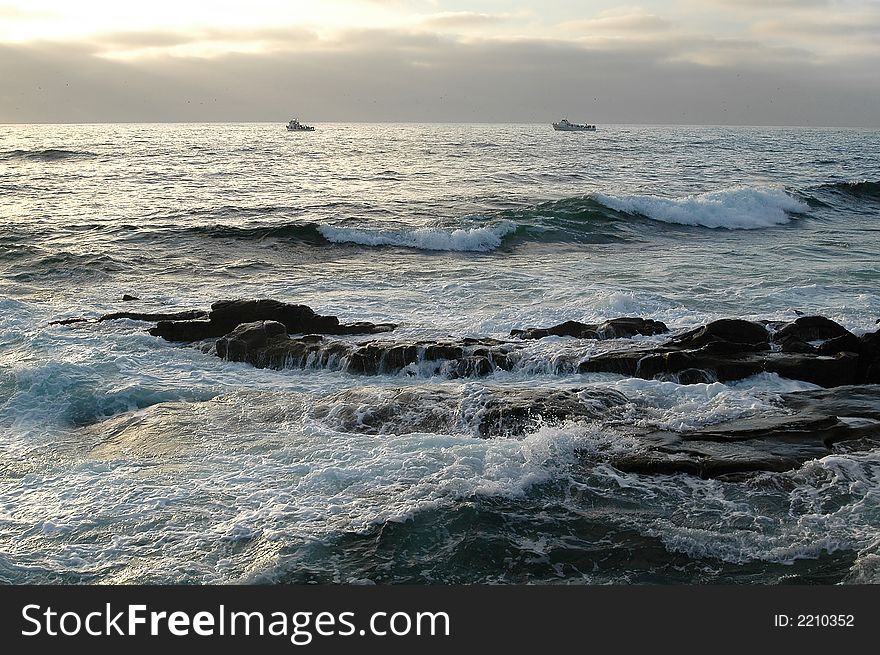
[2,120,880,130]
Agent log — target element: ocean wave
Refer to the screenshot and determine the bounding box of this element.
[318,221,519,252]
[56,184,834,255]
[816,179,880,201]
[168,222,326,243]
[0,148,98,162]
[593,187,808,229]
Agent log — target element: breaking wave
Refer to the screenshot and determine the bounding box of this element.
[594,187,809,229]
[318,221,520,252]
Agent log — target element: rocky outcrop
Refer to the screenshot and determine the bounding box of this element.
[49,298,394,340]
[206,313,880,388]
[308,382,880,478]
[151,299,396,341]
[511,317,668,340]
[49,309,206,326]
[774,315,852,342]
[309,386,630,437]
[576,316,878,388]
[51,298,396,340]
[53,300,880,389]
[611,385,880,479]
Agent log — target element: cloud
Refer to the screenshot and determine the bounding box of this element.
[561,11,672,34]
[418,11,506,29]
[1,27,877,127]
[710,0,830,6]
[0,4,56,19]
[753,12,880,37]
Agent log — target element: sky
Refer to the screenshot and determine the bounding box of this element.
[1,1,878,126]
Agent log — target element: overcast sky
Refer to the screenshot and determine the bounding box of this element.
[1,0,878,126]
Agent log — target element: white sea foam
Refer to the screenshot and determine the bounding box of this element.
[594,186,809,229]
[318,221,517,251]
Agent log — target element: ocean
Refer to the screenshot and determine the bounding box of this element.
[1,122,879,584]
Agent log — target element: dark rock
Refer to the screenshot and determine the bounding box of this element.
[149,299,396,341]
[150,319,215,341]
[511,317,668,340]
[861,329,880,348]
[210,299,316,326]
[511,320,597,340]
[308,385,630,437]
[817,332,864,356]
[596,317,669,339]
[48,317,90,326]
[775,334,816,354]
[101,310,208,323]
[611,385,880,478]
[121,294,139,302]
[216,320,288,362]
[676,368,715,385]
[775,315,851,342]
[475,387,629,436]
[672,318,769,350]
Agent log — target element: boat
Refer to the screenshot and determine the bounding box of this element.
[552,119,596,132]
[286,119,315,132]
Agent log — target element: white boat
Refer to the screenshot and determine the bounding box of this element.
[286,119,315,132]
[552,119,596,132]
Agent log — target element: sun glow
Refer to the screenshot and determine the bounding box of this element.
[0,0,400,46]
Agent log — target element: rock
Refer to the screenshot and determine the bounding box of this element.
[511,317,668,340]
[775,315,852,342]
[100,310,208,323]
[817,332,864,356]
[121,294,139,302]
[672,318,769,350]
[308,385,630,437]
[149,299,397,341]
[209,299,323,333]
[775,334,816,354]
[596,317,669,339]
[675,368,716,385]
[511,320,597,340]
[474,387,628,436]
[216,320,288,362]
[150,319,215,341]
[611,385,880,478]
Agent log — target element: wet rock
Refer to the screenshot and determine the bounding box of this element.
[216,320,288,362]
[597,317,669,339]
[475,387,628,437]
[817,332,865,356]
[100,310,208,323]
[775,334,816,354]
[672,318,769,350]
[309,385,630,437]
[121,294,139,302]
[511,317,668,340]
[149,299,396,341]
[775,315,852,342]
[511,320,597,340]
[611,385,880,478]
[674,368,716,385]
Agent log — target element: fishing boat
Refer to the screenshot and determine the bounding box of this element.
[286,119,315,132]
[552,119,596,131]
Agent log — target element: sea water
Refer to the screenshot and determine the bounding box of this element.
[1,122,878,583]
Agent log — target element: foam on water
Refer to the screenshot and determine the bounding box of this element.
[318,221,518,251]
[594,186,809,229]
